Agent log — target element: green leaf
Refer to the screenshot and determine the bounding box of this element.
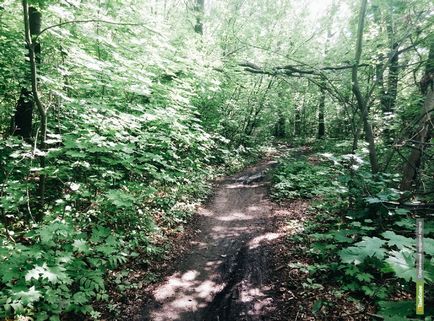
[73,239,89,253]
[339,237,386,264]
[91,226,111,242]
[382,231,415,250]
[384,250,415,281]
[378,300,413,320]
[106,190,135,208]
[14,286,42,304]
[312,299,323,314]
[356,272,373,282]
[424,238,434,255]
[25,263,67,284]
[72,292,88,305]
[25,265,44,282]
[69,182,80,191]
[395,208,410,215]
[333,230,353,243]
[366,197,381,204]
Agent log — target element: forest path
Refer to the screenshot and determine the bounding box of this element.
[141,156,284,321]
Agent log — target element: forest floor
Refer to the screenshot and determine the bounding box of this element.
[104,149,370,321]
[140,156,281,321]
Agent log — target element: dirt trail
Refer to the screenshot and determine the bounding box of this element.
[142,159,282,321]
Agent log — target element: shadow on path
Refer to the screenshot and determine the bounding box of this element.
[141,160,281,321]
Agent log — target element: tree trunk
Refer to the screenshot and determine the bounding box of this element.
[294,107,301,137]
[194,0,204,35]
[295,92,306,138]
[274,113,286,138]
[383,43,399,113]
[12,6,41,139]
[352,0,379,173]
[379,10,399,144]
[400,39,434,191]
[274,92,286,138]
[318,87,325,139]
[22,1,47,219]
[316,1,336,140]
[13,89,33,139]
[245,78,273,136]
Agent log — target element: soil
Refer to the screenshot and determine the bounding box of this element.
[140,158,281,321]
[104,150,373,321]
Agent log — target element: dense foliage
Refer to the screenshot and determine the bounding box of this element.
[272,142,434,319]
[0,0,433,320]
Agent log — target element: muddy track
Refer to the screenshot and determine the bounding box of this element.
[141,159,281,321]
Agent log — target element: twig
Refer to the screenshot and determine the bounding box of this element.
[367,313,384,320]
[5,229,16,243]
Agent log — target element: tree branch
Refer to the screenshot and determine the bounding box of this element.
[240,61,369,77]
[35,19,163,41]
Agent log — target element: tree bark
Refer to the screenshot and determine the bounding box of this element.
[294,107,301,137]
[318,87,325,139]
[22,0,47,218]
[352,0,379,173]
[383,43,399,113]
[13,89,33,139]
[12,6,41,139]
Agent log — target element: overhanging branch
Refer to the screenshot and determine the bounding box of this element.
[240,61,369,77]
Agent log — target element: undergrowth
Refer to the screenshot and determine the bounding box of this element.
[271,143,434,320]
[0,122,264,321]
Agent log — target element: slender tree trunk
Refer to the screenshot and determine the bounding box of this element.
[352,0,379,173]
[379,11,399,143]
[274,92,286,138]
[400,39,434,191]
[22,1,47,218]
[383,43,399,113]
[13,89,33,139]
[295,91,307,138]
[194,0,204,35]
[274,113,286,138]
[318,87,325,139]
[245,78,273,136]
[294,107,301,137]
[12,6,41,139]
[384,9,398,111]
[316,1,336,140]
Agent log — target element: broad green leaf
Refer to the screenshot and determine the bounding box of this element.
[382,231,415,250]
[25,263,67,284]
[73,239,89,253]
[339,237,386,264]
[384,250,415,281]
[378,300,413,320]
[14,286,42,304]
[106,190,135,208]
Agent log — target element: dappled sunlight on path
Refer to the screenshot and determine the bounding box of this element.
[143,160,280,321]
